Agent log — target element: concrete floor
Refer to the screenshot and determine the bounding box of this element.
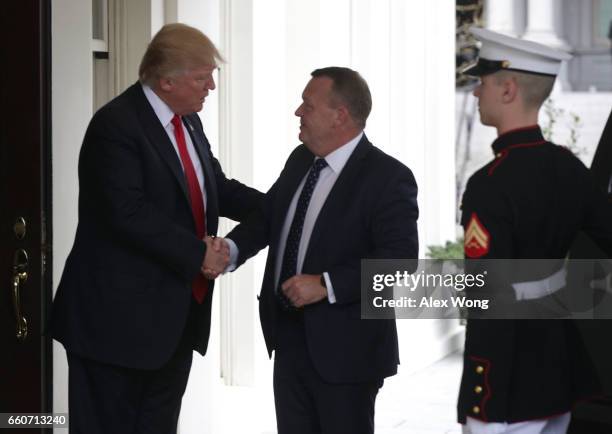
[375,351,463,434]
[210,351,464,434]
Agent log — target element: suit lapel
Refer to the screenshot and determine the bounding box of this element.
[304,135,372,263]
[129,83,190,203]
[183,115,220,234]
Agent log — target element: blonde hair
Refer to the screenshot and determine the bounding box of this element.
[139,23,224,86]
[494,70,555,109]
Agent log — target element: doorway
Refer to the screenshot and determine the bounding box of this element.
[0,1,53,432]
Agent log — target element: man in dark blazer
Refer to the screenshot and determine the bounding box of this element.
[48,24,262,434]
[220,67,419,434]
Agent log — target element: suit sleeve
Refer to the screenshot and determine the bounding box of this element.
[80,109,205,282]
[575,161,612,257]
[190,114,264,221]
[327,167,419,305]
[223,147,304,266]
[223,179,279,266]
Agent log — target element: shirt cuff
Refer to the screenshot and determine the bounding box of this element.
[323,272,336,304]
[224,237,239,273]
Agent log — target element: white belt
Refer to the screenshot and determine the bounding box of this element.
[512,268,567,301]
[464,412,571,434]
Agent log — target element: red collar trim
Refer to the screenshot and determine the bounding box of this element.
[488,140,547,176]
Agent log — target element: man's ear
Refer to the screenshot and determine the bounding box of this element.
[501,76,519,104]
[335,106,350,127]
[158,76,174,92]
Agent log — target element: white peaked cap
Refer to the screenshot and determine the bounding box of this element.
[463,27,572,77]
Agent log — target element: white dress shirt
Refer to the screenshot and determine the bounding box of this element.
[141,84,207,210]
[228,132,364,304]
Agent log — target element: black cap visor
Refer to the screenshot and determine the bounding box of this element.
[461,58,507,77]
[462,57,557,77]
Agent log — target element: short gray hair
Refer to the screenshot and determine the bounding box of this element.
[311,67,372,128]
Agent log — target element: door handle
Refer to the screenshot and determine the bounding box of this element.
[12,249,28,342]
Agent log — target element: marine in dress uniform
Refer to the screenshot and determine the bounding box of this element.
[457,28,612,434]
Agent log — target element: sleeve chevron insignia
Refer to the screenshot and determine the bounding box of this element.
[464,213,490,258]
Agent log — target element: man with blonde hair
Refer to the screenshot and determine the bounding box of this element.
[458,28,612,434]
[49,23,262,433]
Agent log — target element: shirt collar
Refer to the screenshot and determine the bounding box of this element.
[319,131,364,174]
[141,83,175,128]
[492,125,545,154]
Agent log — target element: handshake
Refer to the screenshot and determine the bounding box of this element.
[199,235,329,307]
[201,236,231,280]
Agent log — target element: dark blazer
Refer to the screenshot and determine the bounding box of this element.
[49,83,262,370]
[227,135,419,383]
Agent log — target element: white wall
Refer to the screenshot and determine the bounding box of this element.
[52,1,94,432]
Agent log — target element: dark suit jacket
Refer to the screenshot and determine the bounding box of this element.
[227,135,419,383]
[49,83,262,370]
[591,109,612,191]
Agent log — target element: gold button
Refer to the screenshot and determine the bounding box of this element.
[496,153,502,158]
[474,385,483,394]
[476,365,484,374]
[472,406,480,414]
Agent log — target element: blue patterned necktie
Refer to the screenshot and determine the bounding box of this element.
[277,158,328,310]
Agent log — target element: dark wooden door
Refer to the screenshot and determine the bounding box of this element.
[0,1,53,431]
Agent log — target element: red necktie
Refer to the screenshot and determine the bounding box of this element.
[171,115,208,303]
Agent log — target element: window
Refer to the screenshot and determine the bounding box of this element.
[92,0,108,52]
[594,0,612,46]
[92,0,110,111]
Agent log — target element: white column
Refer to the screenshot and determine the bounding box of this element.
[150,0,164,35]
[53,1,95,428]
[164,0,177,22]
[523,0,570,49]
[108,0,153,95]
[400,0,464,375]
[216,0,256,386]
[522,0,572,90]
[485,0,519,36]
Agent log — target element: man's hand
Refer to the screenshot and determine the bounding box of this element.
[281,274,327,308]
[201,236,230,279]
